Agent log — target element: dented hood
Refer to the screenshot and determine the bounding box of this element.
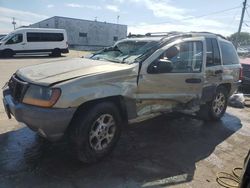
[16,58,133,86]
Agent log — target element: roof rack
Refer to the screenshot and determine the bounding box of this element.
[128,31,227,40]
[127,31,184,38]
[145,31,184,37]
[190,31,227,40]
[127,34,146,38]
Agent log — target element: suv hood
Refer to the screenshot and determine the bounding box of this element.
[16,58,134,86]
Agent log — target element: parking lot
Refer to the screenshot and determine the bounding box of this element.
[0,53,250,188]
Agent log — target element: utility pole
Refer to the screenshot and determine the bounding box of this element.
[117,15,120,24]
[236,0,247,49]
[12,17,16,30]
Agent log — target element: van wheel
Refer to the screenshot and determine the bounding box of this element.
[197,86,228,121]
[51,49,61,57]
[69,102,122,163]
[2,49,14,58]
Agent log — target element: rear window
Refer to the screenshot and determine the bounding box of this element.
[220,41,239,65]
[27,32,64,42]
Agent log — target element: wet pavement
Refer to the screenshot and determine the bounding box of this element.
[0,56,250,188]
[0,107,249,188]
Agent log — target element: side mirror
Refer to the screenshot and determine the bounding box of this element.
[148,59,173,74]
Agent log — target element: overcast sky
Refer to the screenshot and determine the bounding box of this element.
[0,0,249,36]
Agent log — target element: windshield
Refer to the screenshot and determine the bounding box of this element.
[1,33,14,42]
[89,40,159,64]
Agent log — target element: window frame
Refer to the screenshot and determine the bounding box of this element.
[79,32,87,37]
[205,38,222,67]
[148,40,204,74]
[26,32,64,42]
[5,33,23,45]
[219,40,239,65]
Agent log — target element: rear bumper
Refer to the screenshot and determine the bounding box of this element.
[3,90,76,141]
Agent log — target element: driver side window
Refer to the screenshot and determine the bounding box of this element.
[6,34,23,45]
[148,41,203,74]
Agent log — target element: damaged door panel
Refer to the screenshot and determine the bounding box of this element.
[136,38,205,116]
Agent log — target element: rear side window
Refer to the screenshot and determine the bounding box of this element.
[206,38,221,66]
[27,32,64,42]
[220,41,239,65]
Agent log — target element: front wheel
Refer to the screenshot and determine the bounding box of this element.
[197,87,228,121]
[2,49,14,58]
[69,102,122,163]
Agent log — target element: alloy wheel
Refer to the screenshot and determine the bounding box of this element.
[89,114,116,151]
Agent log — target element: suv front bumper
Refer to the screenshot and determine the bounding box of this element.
[3,89,76,141]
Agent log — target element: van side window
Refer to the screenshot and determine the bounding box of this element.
[220,41,239,65]
[206,38,221,67]
[27,32,64,42]
[6,34,23,45]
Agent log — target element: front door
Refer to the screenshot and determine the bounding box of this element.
[4,33,24,53]
[136,38,205,116]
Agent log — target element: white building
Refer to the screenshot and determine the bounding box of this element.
[30,16,127,50]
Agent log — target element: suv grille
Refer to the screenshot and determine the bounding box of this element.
[8,75,28,102]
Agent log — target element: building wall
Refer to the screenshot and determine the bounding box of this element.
[31,17,56,29]
[30,16,127,50]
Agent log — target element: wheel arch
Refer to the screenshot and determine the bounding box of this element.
[53,48,61,52]
[217,83,231,95]
[2,48,15,56]
[68,96,137,131]
[201,83,232,103]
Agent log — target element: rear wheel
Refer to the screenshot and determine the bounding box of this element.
[69,102,122,163]
[197,86,228,121]
[50,48,61,57]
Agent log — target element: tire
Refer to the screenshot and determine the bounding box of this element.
[69,102,122,163]
[2,49,14,58]
[51,49,61,57]
[197,86,228,121]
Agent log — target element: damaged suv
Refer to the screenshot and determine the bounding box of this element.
[2,32,241,163]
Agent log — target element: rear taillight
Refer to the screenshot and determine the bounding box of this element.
[239,67,243,81]
[66,41,68,48]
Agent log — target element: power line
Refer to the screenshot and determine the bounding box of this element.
[225,7,241,31]
[186,6,241,20]
[246,7,250,18]
[127,5,241,27]
[244,22,249,27]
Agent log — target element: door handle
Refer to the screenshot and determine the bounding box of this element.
[215,70,223,74]
[21,43,26,45]
[185,78,202,83]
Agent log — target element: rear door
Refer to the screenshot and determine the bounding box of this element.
[204,38,223,88]
[136,37,205,116]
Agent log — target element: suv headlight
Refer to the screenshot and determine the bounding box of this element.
[22,85,61,107]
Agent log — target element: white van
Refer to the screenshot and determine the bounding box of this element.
[0,28,69,57]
